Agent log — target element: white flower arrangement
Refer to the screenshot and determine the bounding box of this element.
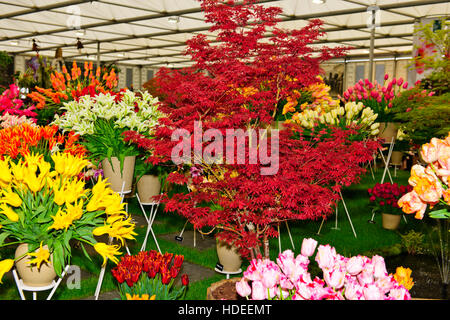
[295,101,380,137]
[52,89,164,136]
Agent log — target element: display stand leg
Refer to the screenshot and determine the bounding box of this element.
[285,221,295,250]
[340,191,357,238]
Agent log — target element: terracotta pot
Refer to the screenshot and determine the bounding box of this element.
[137,175,161,204]
[101,156,136,193]
[378,122,399,143]
[216,240,242,273]
[15,243,56,287]
[206,277,241,300]
[382,213,402,230]
[391,151,403,165]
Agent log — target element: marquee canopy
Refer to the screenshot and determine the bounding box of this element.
[0,0,448,68]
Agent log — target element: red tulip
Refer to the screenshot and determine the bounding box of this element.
[181,274,189,286]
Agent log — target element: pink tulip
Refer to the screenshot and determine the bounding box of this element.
[363,284,384,300]
[402,82,408,89]
[323,267,346,289]
[363,92,368,99]
[388,286,411,300]
[370,90,379,99]
[357,93,362,100]
[371,255,388,279]
[344,281,365,300]
[397,77,403,86]
[387,83,393,92]
[348,87,353,95]
[261,268,279,289]
[364,78,370,86]
[236,278,252,297]
[376,96,382,103]
[420,137,441,163]
[251,280,266,300]
[346,256,364,275]
[391,78,397,85]
[428,91,435,97]
[279,274,294,290]
[384,74,389,81]
[315,244,336,270]
[357,270,374,286]
[301,238,318,257]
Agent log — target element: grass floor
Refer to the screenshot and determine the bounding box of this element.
[0,166,425,300]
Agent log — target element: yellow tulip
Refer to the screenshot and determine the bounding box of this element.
[10,160,26,182]
[27,242,50,270]
[52,153,88,177]
[0,259,14,284]
[393,266,414,290]
[24,153,43,174]
[0,189,22,207]
[0,203,19,222]
[93,217,136,245]
[0,158,12,186]
[48,208,74,231]
[93,242,121,266]
[64,179,86,204]
[126,293,155,300]
[66,200,84,221]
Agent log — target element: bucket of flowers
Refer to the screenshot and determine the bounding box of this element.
[236,238,413,300]
[368,182,412,230]
[111,250,189,300]
[0,151,136,288]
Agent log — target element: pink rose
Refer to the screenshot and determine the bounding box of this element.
[236,278,251,297]
[251,280,266,300]
[346,256,364,275]
[315,244,336,270]
[301,238,318,257]
[363,284,384,300]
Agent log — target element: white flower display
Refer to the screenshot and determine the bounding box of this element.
[52,89,164,136]
[295,101,380,137]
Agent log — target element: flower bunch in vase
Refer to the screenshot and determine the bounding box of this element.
[368,182,412,215]
[236,238,412,300]
[111,250,189,300]
[341,75,408,124]
[0,152,136,284]
[288,101,380,140]
[27,61,119,125]
[0,84,37,119]
[52,89,164,191]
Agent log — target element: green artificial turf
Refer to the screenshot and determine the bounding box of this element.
[0,166,426,300]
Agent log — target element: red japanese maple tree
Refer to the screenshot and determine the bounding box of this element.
[124,0,379,259]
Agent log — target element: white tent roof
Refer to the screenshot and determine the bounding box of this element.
[0,0,448,68]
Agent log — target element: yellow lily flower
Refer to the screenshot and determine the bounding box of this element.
[27,242,51,270]
[93,217,136,245]
[93,242,121,266]
[10,160,26,182]
[64,179,86,204]
[24,152,43,174]
[0,189,22,207]
[0,259,14,284]
[24,167,46,193]
[0,203,19,222]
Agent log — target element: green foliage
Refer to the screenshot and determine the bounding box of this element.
[393,92,450,146]
[80,118,139,170]
[400,230,426,255]
[118,273,186,300]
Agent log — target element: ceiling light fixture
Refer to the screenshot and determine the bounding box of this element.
[10,40,19,46]
[75,29,86,37]
[117,53,124,57]
[168,16,180,23]
[312,0,326,4]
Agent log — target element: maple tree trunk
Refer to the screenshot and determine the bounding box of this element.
[263,233,270,259]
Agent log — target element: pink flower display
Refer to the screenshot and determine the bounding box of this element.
[237,238,412,300]
[0,84,37,119]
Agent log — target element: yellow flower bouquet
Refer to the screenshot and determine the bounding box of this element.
[0,151,136,283]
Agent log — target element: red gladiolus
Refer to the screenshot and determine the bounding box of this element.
[181,274,189,286]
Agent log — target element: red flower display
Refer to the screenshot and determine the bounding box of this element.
[368,182,412,214]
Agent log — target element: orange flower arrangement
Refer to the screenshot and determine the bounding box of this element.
[28,61,119,111]
[0,123,86,160]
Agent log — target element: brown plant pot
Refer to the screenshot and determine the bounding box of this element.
[206,277,241,300]
[216,240,242,273]
[391,151,403,165]
[137,175,161,204]
[378,122,399,143]
[382,213,402,230]
[15,243,56,287]
[101,156,136,193]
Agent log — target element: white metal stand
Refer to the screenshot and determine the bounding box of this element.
[379,137,395,184]
[214,267,242,279]
[317,191,357,238]
[12,265,70,300]
[94,181,130,300]
[137,193,162,253]
[277,221,295,253]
